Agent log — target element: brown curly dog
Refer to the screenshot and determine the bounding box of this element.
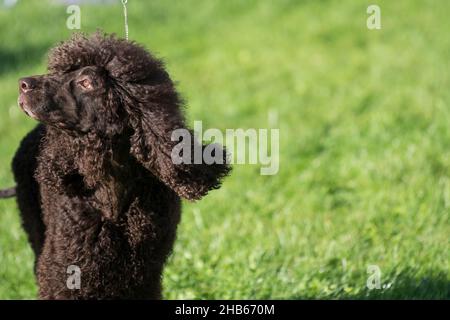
[9,32,230,299]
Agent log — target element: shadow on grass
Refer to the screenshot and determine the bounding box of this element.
[288,270,449,300]
[0,43,51,76]
[352,274,449,299]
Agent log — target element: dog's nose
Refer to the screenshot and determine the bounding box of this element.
[19,77,37,93]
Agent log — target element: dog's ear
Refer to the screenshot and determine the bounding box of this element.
[125,85,230,201]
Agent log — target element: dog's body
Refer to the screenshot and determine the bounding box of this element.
[8,33,229,299]
[13,124,180,299]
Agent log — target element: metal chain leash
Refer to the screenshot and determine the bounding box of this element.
[121,0,129,40]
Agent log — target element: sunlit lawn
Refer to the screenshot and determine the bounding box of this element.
[0,0,448,299]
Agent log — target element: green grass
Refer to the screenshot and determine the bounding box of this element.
[0,0,449,299]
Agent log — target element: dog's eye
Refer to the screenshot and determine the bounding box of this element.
[78,78,93,90]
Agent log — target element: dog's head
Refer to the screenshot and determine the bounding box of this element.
[19,65,121,134]
[18,33,171,136]
[18,33,230,200]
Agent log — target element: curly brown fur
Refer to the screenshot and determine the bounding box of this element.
[11,32,230,299]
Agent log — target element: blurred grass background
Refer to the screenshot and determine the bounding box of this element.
[0,0,449,299]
